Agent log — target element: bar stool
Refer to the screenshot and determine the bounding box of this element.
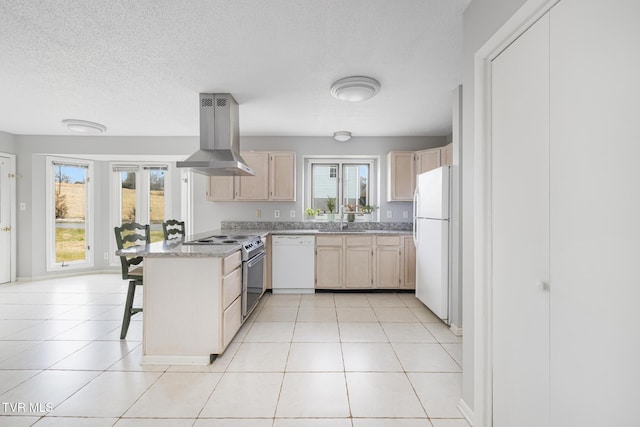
[114,222,150,339]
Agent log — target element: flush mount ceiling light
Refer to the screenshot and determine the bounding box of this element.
[333,131,352,142]
[62,119,107,134]
[330,76,381,102]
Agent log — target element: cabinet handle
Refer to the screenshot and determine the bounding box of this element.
[1,226,10,232]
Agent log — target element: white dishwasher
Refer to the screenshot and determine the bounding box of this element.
[272,235,315,294]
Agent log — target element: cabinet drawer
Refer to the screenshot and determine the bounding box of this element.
[223,251,242,276]
[316,235,343,246]
[376,235,401,246]
[222,267,242,309]
[345,235,373,246]
[223,296,242,348]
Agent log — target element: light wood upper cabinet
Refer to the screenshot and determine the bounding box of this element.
[441,143,453,166]
[387,146,447,202]
[269,152,296,201]
[209,175,235,201]
[207,151,296,201]
[387,151,415,202]
[237,152,270,200]
[414,147,441,175]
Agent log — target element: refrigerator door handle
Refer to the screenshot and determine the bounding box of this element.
[413,187,419,245]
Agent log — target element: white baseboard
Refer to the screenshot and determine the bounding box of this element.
[458,398,474,426]
[16,269,120,282]
[272,288,315,294]
[141,355,211,366]
[450,323,463,336]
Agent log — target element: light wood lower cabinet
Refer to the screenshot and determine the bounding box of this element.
[315,236,343,289]
[315,234,415,290]
[403,236,416,289]
[345,236,374,288]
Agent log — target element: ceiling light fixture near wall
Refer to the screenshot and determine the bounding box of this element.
[62,119,107,134]
[333,131,352,142]
[330,76,381,102]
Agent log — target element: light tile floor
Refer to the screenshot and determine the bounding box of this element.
[0,274,469,427]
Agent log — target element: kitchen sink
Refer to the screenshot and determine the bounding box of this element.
[317,229,373,233]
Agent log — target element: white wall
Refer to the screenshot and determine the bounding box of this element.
[0,131,16,153]
[13,135,198,279]
[192,136,445,233]
[462,0,529,414]
[10,134,444,278]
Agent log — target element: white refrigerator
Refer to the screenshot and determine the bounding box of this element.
[413,166,451,324]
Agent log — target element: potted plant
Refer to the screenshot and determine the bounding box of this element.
[345,203,356,222]
[305,207,321,221]
[360,204,378,222]
[326,196,336,222]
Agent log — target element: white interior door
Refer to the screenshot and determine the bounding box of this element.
[491,13,550,427]
[549,1,640,425]
[0,156,11,283]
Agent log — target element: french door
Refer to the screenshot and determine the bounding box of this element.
[0,154,14,283]
[46,157,94,271]
[111,163,170,262]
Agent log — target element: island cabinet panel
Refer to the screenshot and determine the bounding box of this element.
[142,251,243,366]
[222,267,242,308]
[314,233,414,290]
[222,296,242,348]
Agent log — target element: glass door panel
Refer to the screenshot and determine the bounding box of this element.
[53,163,88,264]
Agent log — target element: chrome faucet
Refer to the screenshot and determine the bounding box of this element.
[339,206,347,230]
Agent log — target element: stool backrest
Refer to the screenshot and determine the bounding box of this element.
[162,219,185,241]
[114,222,150,280]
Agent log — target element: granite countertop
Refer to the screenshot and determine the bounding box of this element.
[117,226,412,258]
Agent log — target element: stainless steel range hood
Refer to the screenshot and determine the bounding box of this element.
[177,93,255,176]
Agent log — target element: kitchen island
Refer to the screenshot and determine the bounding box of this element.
[119,231,267,366]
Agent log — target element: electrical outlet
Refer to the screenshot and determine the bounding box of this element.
[274,210,280,218]
[403,211,409,219]
[256,209,262,218]
[103,252,109,260]
[289,210,296,218]
[386,210,393,219]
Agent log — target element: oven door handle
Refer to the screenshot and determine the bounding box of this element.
[246,251,266,267]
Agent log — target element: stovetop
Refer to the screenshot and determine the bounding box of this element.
[184,234,254,245]
[183,234,264,258]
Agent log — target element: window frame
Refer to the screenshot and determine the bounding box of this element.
[45,156,94,272]
[304,156,378,217]
[109,162,172,265]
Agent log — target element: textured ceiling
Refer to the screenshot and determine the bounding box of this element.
[0,0,470,137]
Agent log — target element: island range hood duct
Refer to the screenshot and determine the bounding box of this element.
[177,93,255,176]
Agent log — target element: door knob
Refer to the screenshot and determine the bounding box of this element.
[536,280,550,291]
[1,226,10,232]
